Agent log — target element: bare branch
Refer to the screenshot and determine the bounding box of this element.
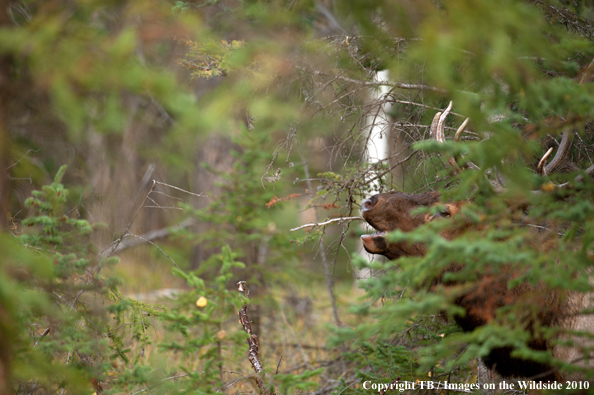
[154,180,206,198]
[389,99,466,118]
[6,148,40,170]
[143,206,183,210]
[290,216,363,232]
[297,66,446,93]
[237,281,275,395]
[98,180,156,259]
[363,150,421,185]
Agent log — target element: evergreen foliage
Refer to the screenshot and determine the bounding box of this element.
[2,0,594,394]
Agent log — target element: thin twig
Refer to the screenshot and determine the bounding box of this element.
[154,180,205,198]
[389,99,466,118]
[291,216,363,231]
[98,180,156,259]
[6,148,40,170]
[298,67,446,93]
[143,206,184,210]
[126,233,183,271]
[364,150,421,185]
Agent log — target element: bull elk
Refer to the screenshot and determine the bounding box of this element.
[360,103,594,382]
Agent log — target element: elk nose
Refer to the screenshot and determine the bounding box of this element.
[360,198,375,213]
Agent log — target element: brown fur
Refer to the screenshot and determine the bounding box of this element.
[360,191,440,259]
[360,191,592,382]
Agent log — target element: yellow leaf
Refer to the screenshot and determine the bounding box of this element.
[541,181,555,192]
[196,296,208,307]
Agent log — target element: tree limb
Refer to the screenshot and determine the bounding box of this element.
[290,216,363,231]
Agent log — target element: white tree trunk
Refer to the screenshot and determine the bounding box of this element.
[358,70,392,279]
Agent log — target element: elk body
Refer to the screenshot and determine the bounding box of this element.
[360,190,594,382]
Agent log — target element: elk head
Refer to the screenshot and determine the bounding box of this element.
[360,190,466,260]
[358,100,578,261]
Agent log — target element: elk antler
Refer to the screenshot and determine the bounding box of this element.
[536,60,594,177]
[454,118,470,142]
[430,101,477,171]
[430,102,592,192]
[539,128,575,176]
[431,102,503,190]
[430,102,458,170]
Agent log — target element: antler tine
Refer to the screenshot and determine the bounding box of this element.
[454,118,470,142]
[430,112,441,138]
[429,102,507,191]
[537,147,554,175]
[543,128,574,175]
[436,101,453,143]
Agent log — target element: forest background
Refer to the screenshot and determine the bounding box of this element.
[1,0,594,394]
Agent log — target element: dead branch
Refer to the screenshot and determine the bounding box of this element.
[388,99,466,118]
[297,66,446,93]
[535,1,594,40]
[237,281,275,395]
[154,180,205,198]
[363,150,421,185]
[98,180,156,259]
[98,178,204,260]
[290,216,363,231]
